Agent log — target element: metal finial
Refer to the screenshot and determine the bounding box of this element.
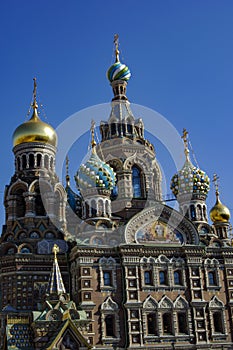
[114,34,120,62]
[91,120,96,150]
[31,77,39,120]
[52,244,59,260]
[32,77,38,108]
[181,128,190,160]
[65,156,70,187]
[213,173,220,196]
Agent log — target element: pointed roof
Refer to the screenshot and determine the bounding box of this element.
[45,319,92,350]
[47,244,66,295]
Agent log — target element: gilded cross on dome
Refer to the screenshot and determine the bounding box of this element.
[91,120,96,149]
[33,77,37,101]
[114,34,120,62]
[66,156,70,187]
[182,128,190,160]
[213,173,220,195]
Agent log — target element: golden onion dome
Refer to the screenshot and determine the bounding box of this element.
[210,193,230,223]
[13,102,57,148]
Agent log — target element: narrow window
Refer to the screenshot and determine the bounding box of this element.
[22,154,27,169]
[37,154,42,168]
[213,311,223,333]
[111,123,116,136]
[208,271,217,286]
[178,313,188,334]
[144,271,152,285]
[174,270,182,285]
[17,157,21,171]
[44,155,49,169]
[132,166,142,198]
[163,313,172,334]
[105,315,115,337]
[190,205,196,220]
[103,272,112,286]
[159,271,167,285]
[147,313,157,335]
[29,154,34,168]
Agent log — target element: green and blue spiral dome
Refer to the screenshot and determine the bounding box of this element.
[170,160,210,198]
[107,61,131,83]
[76,151,116,193]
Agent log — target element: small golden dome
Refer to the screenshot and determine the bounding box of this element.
[13,103,57,148]
[210,194,230,223]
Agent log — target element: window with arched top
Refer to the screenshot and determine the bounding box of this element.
[147,313,157,335]
[163,313,173,334]
[132,165,143,198]
[37,154,42,168]
[44,155,49,169]
[17,157,21,171]
[159,271,168,285]
[213,311,224,333]
[190,205,196,220]
[111,123,116,136]
[105,315,115,337]
[174,270,182,285]
[29,154,34,168]
[178,312,188,334]
[50,157,54,170]
[22,154,27,169]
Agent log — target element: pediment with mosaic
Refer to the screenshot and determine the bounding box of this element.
[135,220,184,244]
[125,205,199,245]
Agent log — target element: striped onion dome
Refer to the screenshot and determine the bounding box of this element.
[76,150,116,192]
[107,60,131,83]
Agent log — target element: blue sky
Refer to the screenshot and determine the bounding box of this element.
[0,0,233,225]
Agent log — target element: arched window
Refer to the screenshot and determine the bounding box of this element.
[37,154,42,168]
[174,270,182,285]
[144,271,152,285]
[44,155,49,169]
[132,165,142,198]
[127,123,132,134]
[147,313,157,335]
[178,313,188,334]
[208,271,217,286]
[103,272,112,286]
[190,205,196,220]
[17,157,21,171]
[111,123,116,136]
[91,200,97,217]
[22,154,27,169]
[163,313,172,334]
[159,271,167,285]
[29,154,34,168]
[105,315,115,337]
[213,311,223,333]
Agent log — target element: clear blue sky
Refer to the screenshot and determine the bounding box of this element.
[0,0,233,224]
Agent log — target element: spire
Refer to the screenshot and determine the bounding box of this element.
[182,128,190,162]
[31,77,39,121]
[47,244,66,295]
[114,33,120,62]
[66,155,70,187]
[91,120,96,151]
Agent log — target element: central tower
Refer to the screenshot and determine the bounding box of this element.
[98,35,162,219]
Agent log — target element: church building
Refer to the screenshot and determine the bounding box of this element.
[0,37,233,350]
